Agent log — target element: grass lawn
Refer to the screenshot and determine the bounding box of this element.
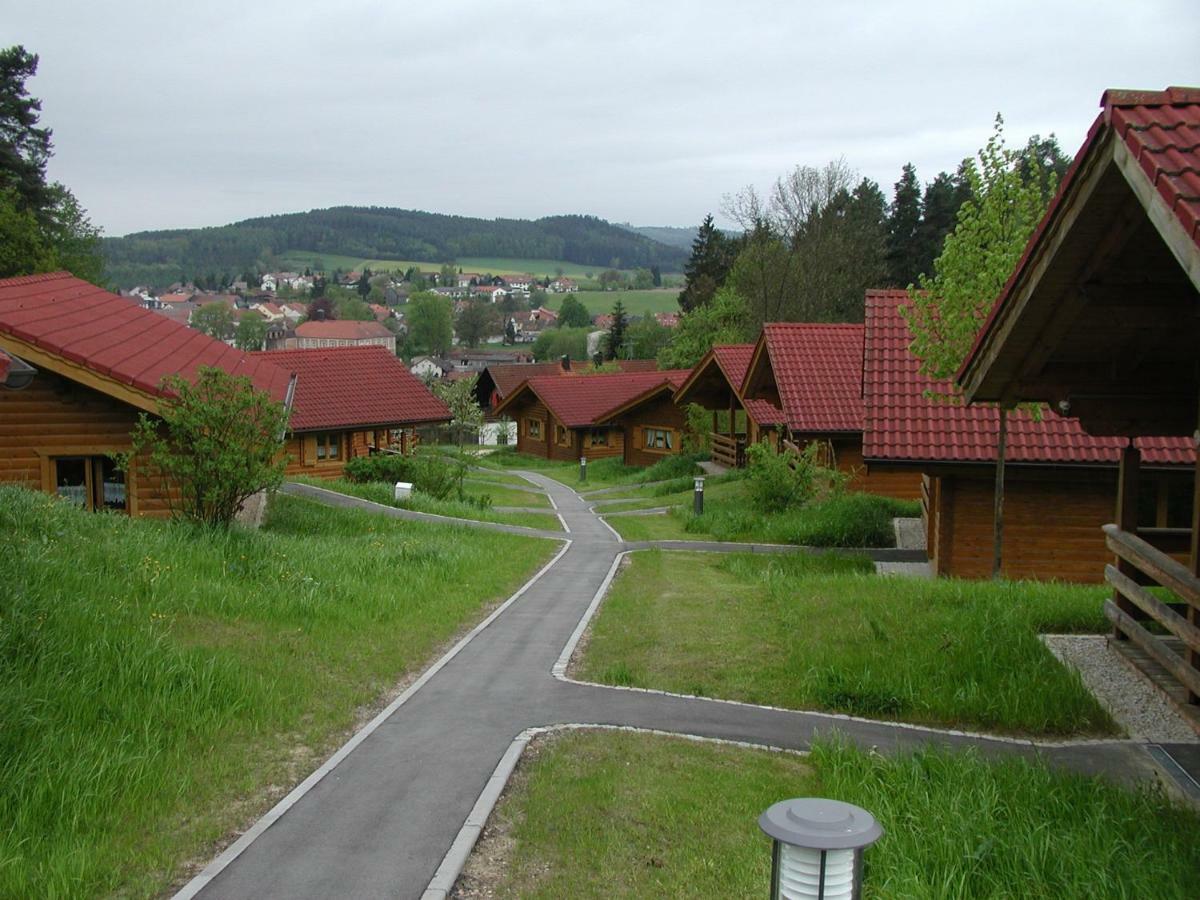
[542,288,680,316]
[464,470,535,488]
[0,486,554,896]
[459,480,551,509]
[291,476,561,531]
[477,448,704,491]
[603,485,919,548]
[575,551,1116,736]
[468,729,1200,899]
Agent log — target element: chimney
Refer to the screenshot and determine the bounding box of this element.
[560,354,570,372]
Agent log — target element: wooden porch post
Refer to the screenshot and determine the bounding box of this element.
[1113,441,1142,639]
[727,394,735,436]
[1189,401,1200,703]
[712,409,718,437]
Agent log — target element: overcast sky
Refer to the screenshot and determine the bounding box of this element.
[5,0,1197,237]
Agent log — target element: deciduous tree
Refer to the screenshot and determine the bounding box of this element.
[455,299,496,348]
[234,314,267,351]
[556,293,592,328]
[190,302,235,341]
[904,115,1057,577]
[434,374,484,447]
[119,367,290,527]
[407,291,454,355]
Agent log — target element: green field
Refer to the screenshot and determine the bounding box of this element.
[275,252,636,279]
[542,288,680,317]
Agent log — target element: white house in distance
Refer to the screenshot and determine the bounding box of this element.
[410,356,446,379]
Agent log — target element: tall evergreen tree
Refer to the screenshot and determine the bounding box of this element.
[604,300,628,360]
[886,163,923,287]
[914,171,960,281]
[0,46,53,217]
[677,214,736,313]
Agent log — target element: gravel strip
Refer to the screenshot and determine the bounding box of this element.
[1042,634,1199,743]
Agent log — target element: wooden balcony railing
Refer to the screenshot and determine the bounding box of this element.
[710,432,746,469]
[1103,524,1200,716]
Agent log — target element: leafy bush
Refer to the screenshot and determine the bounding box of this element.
[344,454,416,484]
[745,441,844,512]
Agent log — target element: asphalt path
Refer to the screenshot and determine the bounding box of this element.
[182,473,1175,900]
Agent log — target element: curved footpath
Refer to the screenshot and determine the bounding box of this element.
[182,473,1180,900]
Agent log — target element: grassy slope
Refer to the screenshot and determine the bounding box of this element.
[477,448,703,491]
[576,551,1116,736]
[0,487,553,896]
[478,730,1200,899]
[275,252,623,278]
[290,476,561,530]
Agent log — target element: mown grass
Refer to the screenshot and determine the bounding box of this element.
[605,487,918,547]
[458,480,551,509]
[275,252,621,278]
[479,448,706,490]
[541,288,680,316]
[0,486,553,896]
[576,551,1115,735]
[290,476,562,531]
[475,730,1200,899]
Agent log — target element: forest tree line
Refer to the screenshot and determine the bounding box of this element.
[100,208,689,289]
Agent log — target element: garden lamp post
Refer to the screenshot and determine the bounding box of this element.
[580,455,587,483]
[758,797,882,900]
[693,476,705,516]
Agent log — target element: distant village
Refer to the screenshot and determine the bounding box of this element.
[121,266,679,381]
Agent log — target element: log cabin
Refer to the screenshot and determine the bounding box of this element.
[474,357,659,417]
[957,87,1199,720]
[492,369,689,463]
[740,322,922,499]
[255,346,451,480]
[864,288,1194,583]
[672,344,785,468]
[0,272,293,517]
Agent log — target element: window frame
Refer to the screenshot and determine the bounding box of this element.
[641,426,675,453]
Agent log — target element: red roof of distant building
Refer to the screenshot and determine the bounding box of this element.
[756,323,865,433]
[486,359,658,401]
[256,346,449,431]
[0,272,291,404]
[655,312,680,328]
[864,290,1194,466]
[962,86,1200,384]
[498,369,690,428]
[294,320,394,340]
[710,344,783,425]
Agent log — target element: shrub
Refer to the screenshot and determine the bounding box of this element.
[344,454,416,484]
[745,441,844,512]
[410,454,466,501]
[118,367,290,527]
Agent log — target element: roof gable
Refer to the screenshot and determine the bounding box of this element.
[495,369,688,428]
[256,346,449,431]
[743,324,865,434]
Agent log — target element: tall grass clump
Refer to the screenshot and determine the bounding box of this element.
[680,492,919,547]
[0,486,550,896]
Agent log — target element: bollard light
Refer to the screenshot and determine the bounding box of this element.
[759,797,882,900]
[580,455,587,483]
[693,476,705,516]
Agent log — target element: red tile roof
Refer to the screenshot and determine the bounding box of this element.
[486,359,659,402]
[758,324,865,433]
[497,369,690,428]
[294,320,394,340]
[962,86,1200,385]
[709,345,784,426]
[0,272,292,404]
[256,346,449,431]
[865,290,1194,466]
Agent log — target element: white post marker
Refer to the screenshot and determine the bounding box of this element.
[759,798,882,900]
[579,455,587,483]
[394,481,413,501]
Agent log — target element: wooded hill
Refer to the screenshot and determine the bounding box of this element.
[102,207,689,289]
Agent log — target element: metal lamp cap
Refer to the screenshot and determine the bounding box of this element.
[759,798,883,851]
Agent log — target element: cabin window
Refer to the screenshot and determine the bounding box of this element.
[642,427,675,452]
[52,456,128,513]
[588,429,609,448]
[526,418,543,440]
[555,424,572,447]
[315,433,341,460]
